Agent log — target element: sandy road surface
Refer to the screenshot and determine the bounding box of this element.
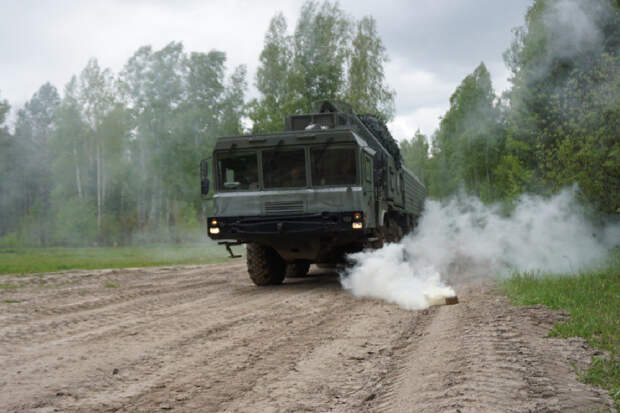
[0,262,613,412]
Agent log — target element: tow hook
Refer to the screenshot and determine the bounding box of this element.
[219,241,243,258]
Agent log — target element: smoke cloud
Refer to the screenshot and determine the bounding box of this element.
[341,187,619,310]
[522,0,617,84]
[544,0,606,60]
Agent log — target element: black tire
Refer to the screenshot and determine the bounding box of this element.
[246,243,286,286]
[286,262,311,278]
[383,217,403,243]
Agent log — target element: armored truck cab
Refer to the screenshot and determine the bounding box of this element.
[204,101,425,286]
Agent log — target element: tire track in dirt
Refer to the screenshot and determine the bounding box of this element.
[113,294,362,412]
[369,283,614,413]
[0,264,613,412]
[3,265,405,412]
[0,278,229,346]
[0,265,233,327]
[1,264,243,320]
[0,263,248,333]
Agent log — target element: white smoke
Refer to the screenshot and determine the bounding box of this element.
[515,0,616,84]
[341,187,619,310]
[543,0,606,61]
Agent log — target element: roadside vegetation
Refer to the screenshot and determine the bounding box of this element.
[0,242,234,275]
[502,251,620,409]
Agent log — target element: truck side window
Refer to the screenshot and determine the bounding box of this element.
[216,152,258,191]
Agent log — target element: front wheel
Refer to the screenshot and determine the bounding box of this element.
[246,243,286,286]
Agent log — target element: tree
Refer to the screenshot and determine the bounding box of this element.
[400,130,429,186]
[120,42,187,231]
[219,64,248,136]
[50,76,87,201]
[503,0,620,212]
[0,91,18,238]
[430,63,504,201]
[0,92,8,129]
[78,58,116,231]
[13,83,60,245]
[347,16,394,120]
[289,1,351,113]
[250,1,395,133]
[249,13,292,132]
[120,42,247,240]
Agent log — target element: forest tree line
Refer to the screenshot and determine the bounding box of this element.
[400,0,619,214]
[0,1,394,247]
[0,0,618,247]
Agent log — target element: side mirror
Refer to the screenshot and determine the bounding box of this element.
[200,159,210,195]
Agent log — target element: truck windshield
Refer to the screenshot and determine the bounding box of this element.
[311,147,357,186]
[262,149,306,188]
[216,152,258,191]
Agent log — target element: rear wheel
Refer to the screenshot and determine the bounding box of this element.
[384,217,404,243]
[246,243,286,286]
[286,262,311,278]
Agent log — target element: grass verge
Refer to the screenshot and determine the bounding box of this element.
[0,242,238,275]
[501,252,620,410]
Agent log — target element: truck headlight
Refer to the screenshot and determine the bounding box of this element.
[352,212,364,228]
[208,217,220,235]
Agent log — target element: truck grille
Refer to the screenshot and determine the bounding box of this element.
[264,200,305,215]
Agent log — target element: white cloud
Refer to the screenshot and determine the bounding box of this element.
[0,0,304,107]
[385,58,456,112]
[388,106,446,142]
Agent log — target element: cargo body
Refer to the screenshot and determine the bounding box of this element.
[203,101,425,285]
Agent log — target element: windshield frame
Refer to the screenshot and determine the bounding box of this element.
[213,142,361,192]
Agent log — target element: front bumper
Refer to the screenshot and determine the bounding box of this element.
[207,211,364,241]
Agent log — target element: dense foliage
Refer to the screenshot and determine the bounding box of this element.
[502,251,620,408]
[0,44,246,247]
[249,1,394,132]
[1,0,617,247]
[400,0,619,214]
[0,1,392,247]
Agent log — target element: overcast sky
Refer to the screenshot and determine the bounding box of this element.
[0,0,533,140]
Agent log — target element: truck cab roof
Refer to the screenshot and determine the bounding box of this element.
[213,127,373,154]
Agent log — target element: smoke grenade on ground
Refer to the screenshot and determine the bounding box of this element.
[340,187,619,310]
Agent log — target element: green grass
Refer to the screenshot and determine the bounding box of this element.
[501,252,620,410]
[0,242,238,275]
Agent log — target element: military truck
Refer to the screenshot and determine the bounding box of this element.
[201,101,425,286]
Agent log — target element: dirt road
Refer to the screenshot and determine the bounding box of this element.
[0,262,613,412]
